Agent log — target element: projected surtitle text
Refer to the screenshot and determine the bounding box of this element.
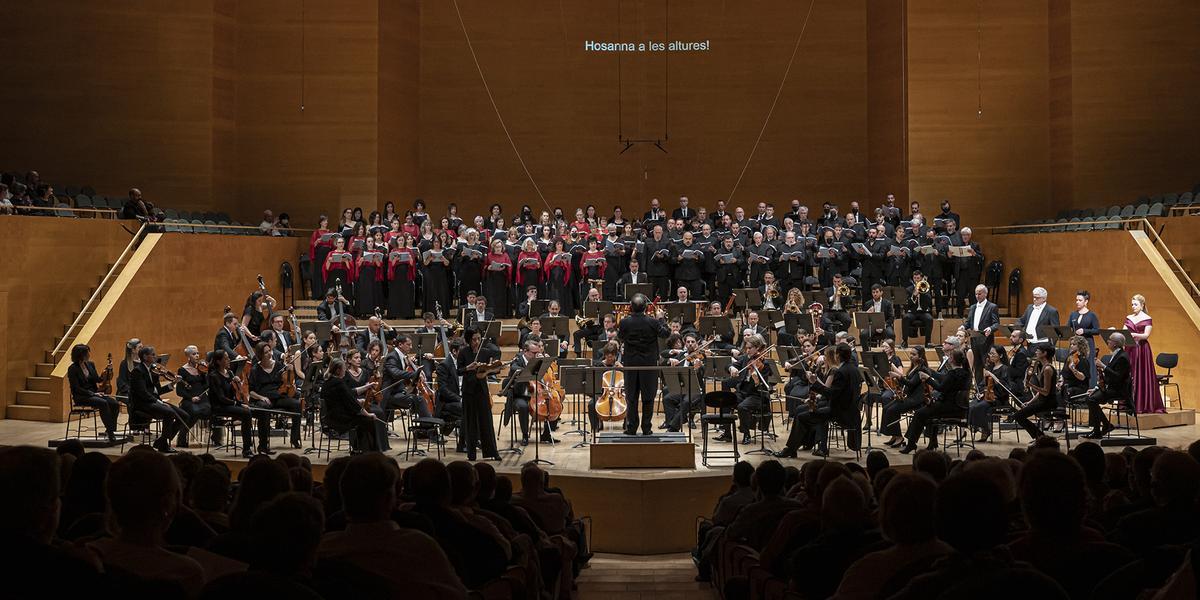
[584,40,711,52]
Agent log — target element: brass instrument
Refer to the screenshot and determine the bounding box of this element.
[836,283,852,297]
[575,314,596,329]
[764,283,780,310]
[808,301,824,316]
[915,276,931,295]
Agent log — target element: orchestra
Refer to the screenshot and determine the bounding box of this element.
[97,198,1165,463]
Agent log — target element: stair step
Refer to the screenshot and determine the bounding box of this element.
[16,390,52,407]
[25,376,54,392]
[6,404,52,421]
[35,363,55,377]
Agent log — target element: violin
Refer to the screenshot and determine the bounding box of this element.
[150,362,180,383]
[98,353,114,395]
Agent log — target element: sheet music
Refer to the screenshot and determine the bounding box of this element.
[948,245,975,258]
[389,251,412,264]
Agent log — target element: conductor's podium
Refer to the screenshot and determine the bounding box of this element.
[589,431,696,469]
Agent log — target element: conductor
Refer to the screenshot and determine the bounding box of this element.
[617,293,669,435]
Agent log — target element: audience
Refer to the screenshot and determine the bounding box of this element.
[698,442,1200,600]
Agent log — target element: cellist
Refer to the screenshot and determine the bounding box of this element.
[590,341,623,433]
[502,338,556,445]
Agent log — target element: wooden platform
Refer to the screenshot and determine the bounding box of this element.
[1138,409,1196,429]
[589,432,696,469]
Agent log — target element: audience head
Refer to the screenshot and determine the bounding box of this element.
[1150,450,1200,508]
[0,446,60,543]
[407,458,452,507]
[1020,451,1087,534]
[751,460,787,497]
[340,453,399,523]
[820,477,869,533]
[880,473,938,545]
[936,470,1009,554]
[250,493,324,575]
[106,450,181,542]
[914,449,949,482]
[447,461,479,507]
[866,450,890,481]
[732,461,754,488]
[230,458,291,531]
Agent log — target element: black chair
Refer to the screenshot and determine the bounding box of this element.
[700,391,740,467]
[203,415,242,456]
[929,390,973,457]
[63,406,100,442]
[1155,353,1180,409]
[119,411,164,452]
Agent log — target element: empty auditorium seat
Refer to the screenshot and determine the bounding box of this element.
[1147,202,1164,217]
[1119,205,1135,218]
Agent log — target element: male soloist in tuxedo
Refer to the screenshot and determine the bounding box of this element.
[962,284,1000,384]
[1016,286,1060,344]
[1085,333,1131,439]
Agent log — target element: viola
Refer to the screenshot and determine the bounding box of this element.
[98,353,114,395]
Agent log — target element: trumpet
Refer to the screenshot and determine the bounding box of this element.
[764,283,780,309]
[575,314,596,329]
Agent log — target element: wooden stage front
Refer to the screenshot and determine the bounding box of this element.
[3,410,1198,554]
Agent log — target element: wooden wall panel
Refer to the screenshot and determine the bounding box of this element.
[233,0,382,227]
[867,0,908,206]
[418,0,869,218]
[978,229,1200,405]
[69,233,309,406]
[1066,0,1200,207]
[0,218,135,418]
[0,0,216,208]
[906,0,1050,226]
[379,0,422,206]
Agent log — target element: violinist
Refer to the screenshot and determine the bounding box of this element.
[434,339,464,426]
[590,341,623,432]
[781,339,817,420]
[128,346,191,454]
[1084,333,1131,439]
[1007,329,1032,400]
[668,334,708,432]
[899,348,970,454]
[320,359,381,454]
[65,344,121,442]
[1008,343,1058,442]
[459,328,501,460]
[247,342,302,450]
[775,343,860,458]
[861,339,904,431]
[970,345,1011,443]
[362,340,384,374]
[344,348,391,452]
[1060,335,1092,412]
[207,349,264,458]
[881,347,928,448]
[176,345,212,446]
[717,334,775,446]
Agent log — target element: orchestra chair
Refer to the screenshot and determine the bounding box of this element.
[1155,353,1181,409]
[63,406,100,442]
[311,398,350,458]
[699,391,740,467]
[928,391,974,458]
[824,396,863,461]
[990,400,1019,443]
[119,410,164,453]
[404,412,446,460]
[744,403,777,456]
[203,416,241,456]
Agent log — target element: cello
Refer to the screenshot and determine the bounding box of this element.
[595,360,627,422]
[532,356,565,423]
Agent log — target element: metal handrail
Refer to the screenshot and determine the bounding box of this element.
[980,217,1143,233]
[50,222,149,358]
[5,205,122,218]
[161,221,316,235]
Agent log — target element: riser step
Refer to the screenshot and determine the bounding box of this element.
[25,377,53,392]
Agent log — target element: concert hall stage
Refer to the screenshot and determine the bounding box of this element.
[4,412,1197,554]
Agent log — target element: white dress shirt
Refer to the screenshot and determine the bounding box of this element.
[972,303,985,331]
[1026,303,1046,342]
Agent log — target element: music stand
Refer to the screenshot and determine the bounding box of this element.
[1036,325,1062,346]
[477,320,502,343]
[757,309,784,330]
[733,288,762,311]
[623,283,653,300]
[997,324,1021,338]
[703,355,734,381]
[697,316,733,342]
[662,366,703,443]
[412,333,437,358]
[515,357,554,465]
[664,302,695,325]
[784,313,816,336]
[559,366,589,444]
[1051,325,1076,345]
[885,286,909,307]
[856,363,886,452]
[854,312,885,347]
[543,316,570,341]
[583,300,614,320]
[530,300,551,319]
[1099,329,1136,347]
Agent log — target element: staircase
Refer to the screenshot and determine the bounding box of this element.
[576,553,716,600]
[8,225,148,421]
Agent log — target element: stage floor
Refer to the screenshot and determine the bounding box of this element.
[6,411,1196,553]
